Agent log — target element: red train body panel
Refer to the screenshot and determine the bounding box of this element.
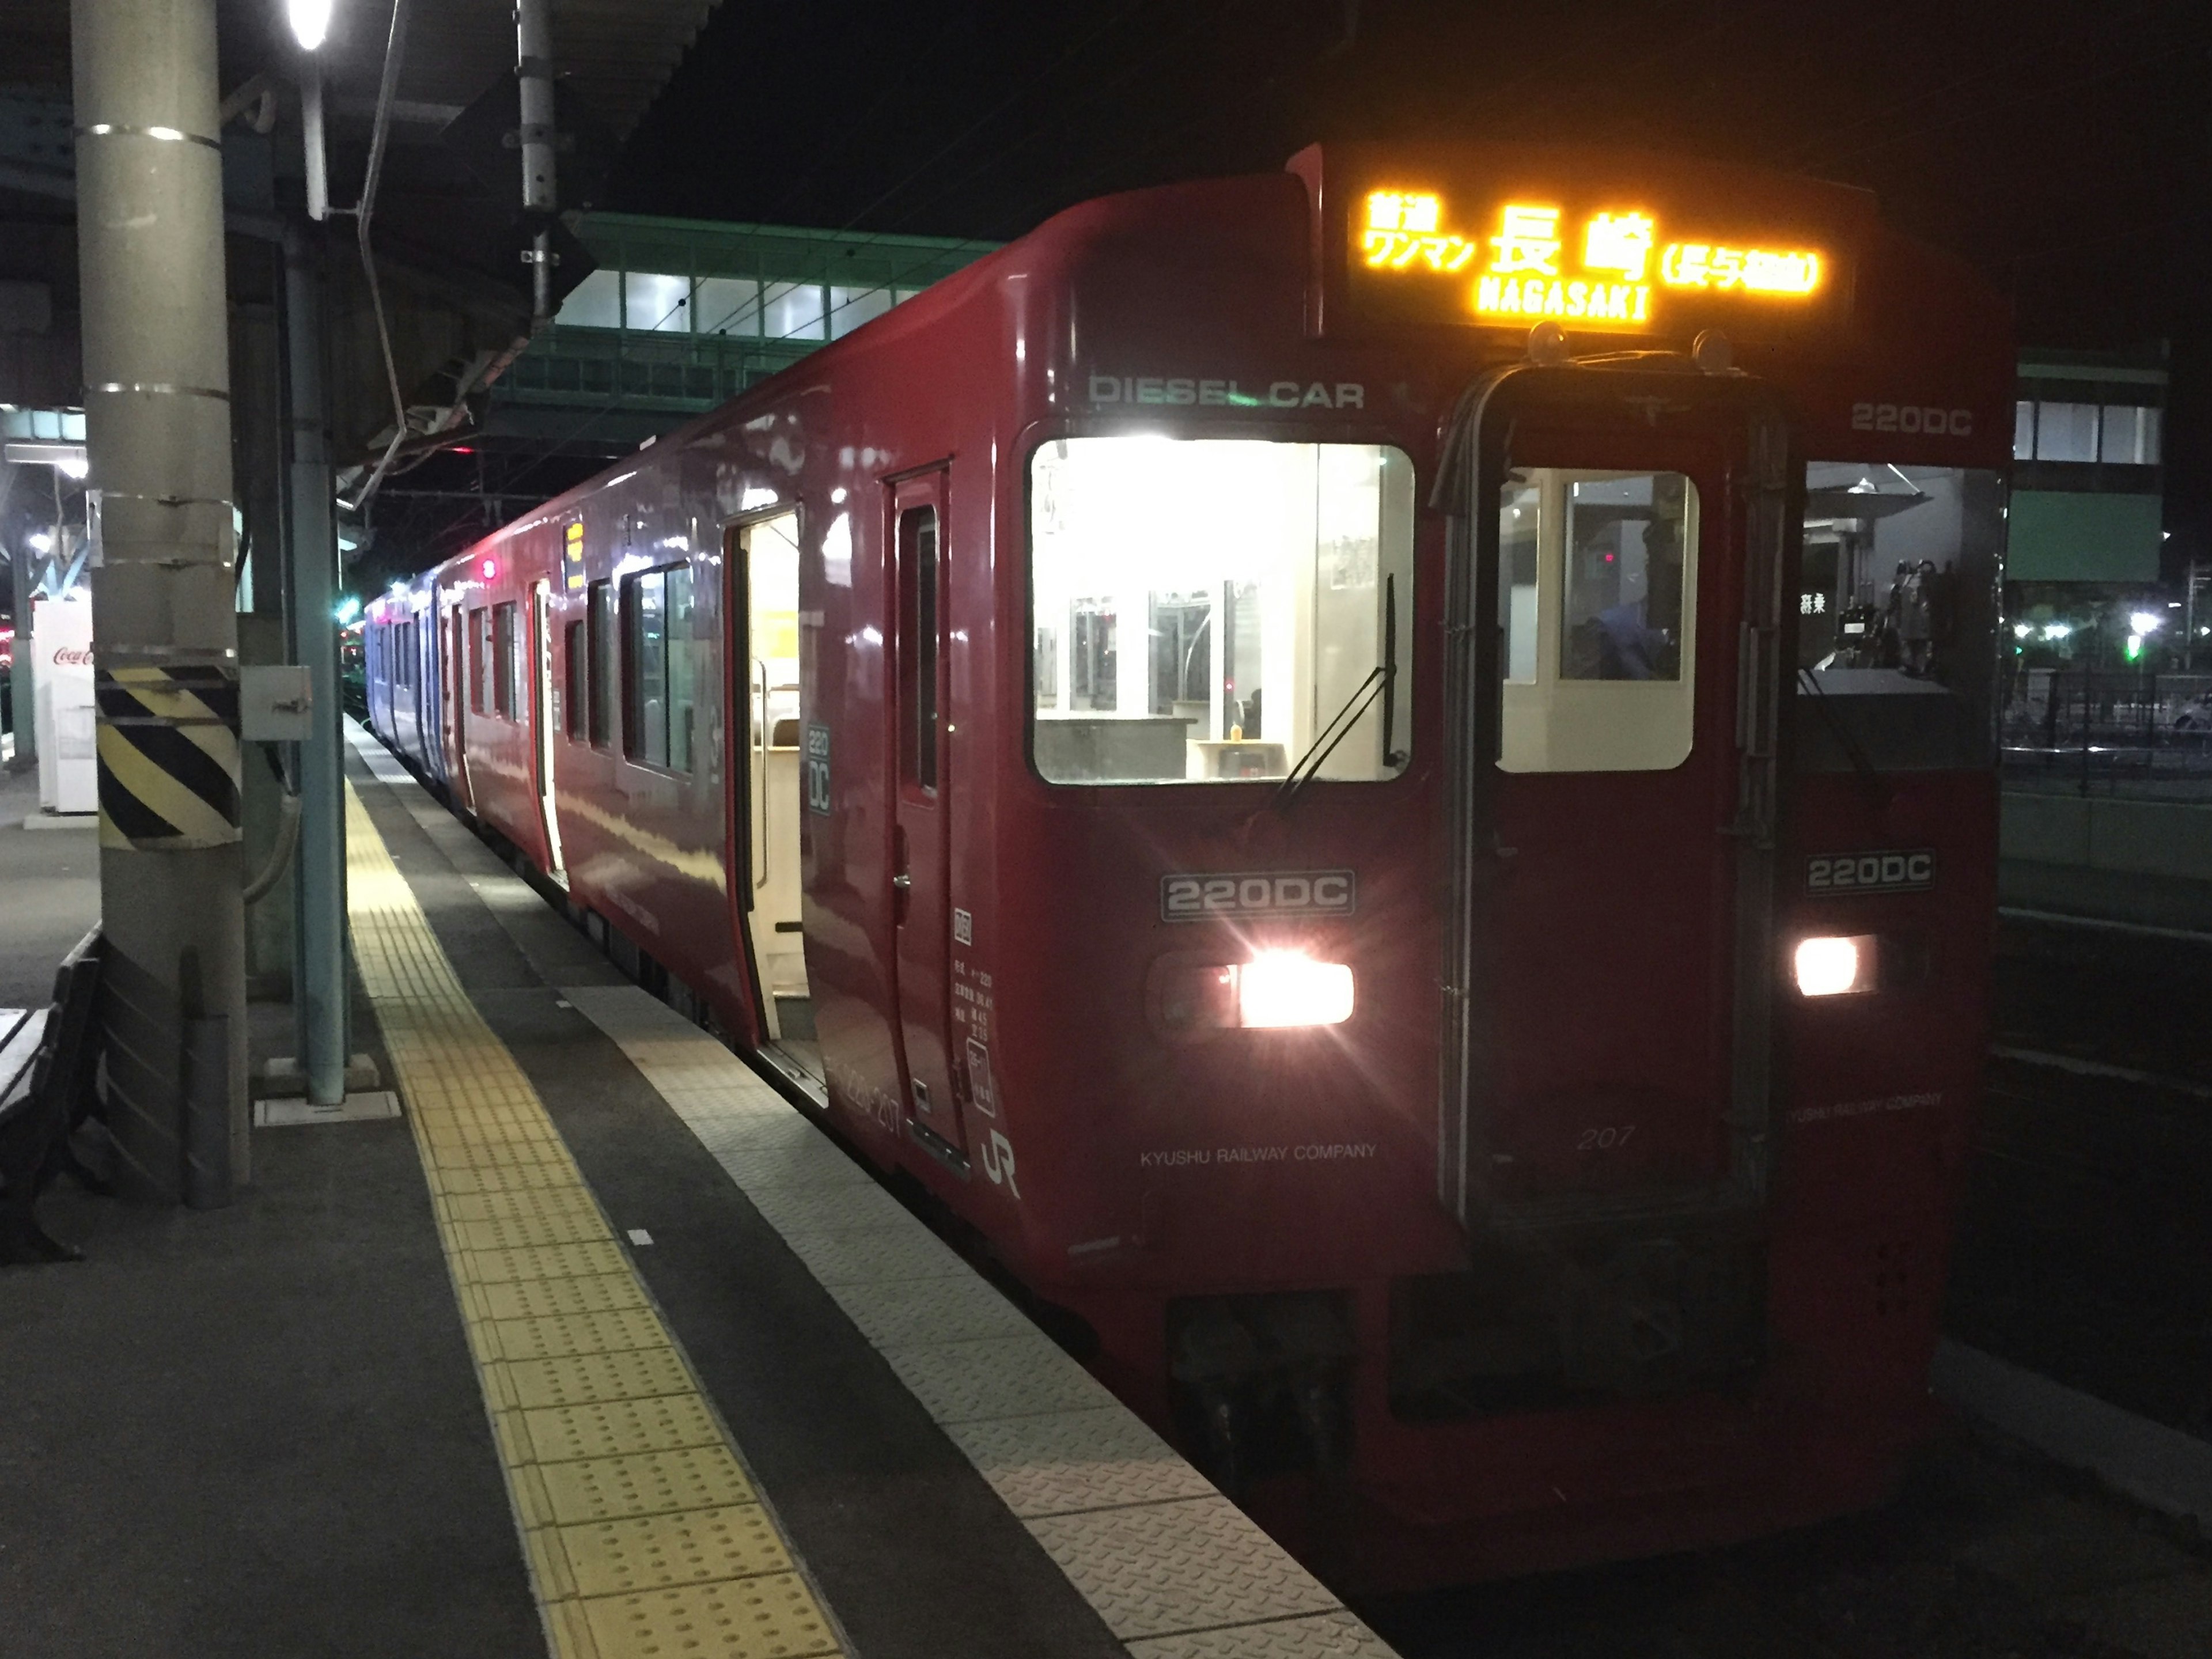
[367,142,2012,1590]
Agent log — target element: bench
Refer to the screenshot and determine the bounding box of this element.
[0,927,105,1264]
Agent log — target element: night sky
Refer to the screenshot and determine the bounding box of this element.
[609,0,2212,576]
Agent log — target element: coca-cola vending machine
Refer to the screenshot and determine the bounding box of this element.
[32,593,95,817]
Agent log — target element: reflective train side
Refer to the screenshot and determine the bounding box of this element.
[366,142,2012,1590]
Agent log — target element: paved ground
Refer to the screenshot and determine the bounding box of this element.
[0,1010,545,1657]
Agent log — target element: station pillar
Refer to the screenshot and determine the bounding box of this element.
[72,0,249,1202]
[284,224,348,1109]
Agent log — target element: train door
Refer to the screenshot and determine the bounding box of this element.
[726,512,813,1065]
[530,580,566,880]
[888,472,963,1158]
[1445,368,1784,1232]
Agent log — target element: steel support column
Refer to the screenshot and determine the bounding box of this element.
[72,0,247,1201]
[284,225,346,1108]
[516,0,558,321]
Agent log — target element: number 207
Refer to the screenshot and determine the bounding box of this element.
[1577,1124,1635,1152]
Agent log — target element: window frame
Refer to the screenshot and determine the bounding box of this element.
[620,560,699,775]
[1021,430,1419,790]
[588,579,615,748]
[468,607,490,715]
[493,600,519,719]
[563,618,586,738]
[897,506,941,796]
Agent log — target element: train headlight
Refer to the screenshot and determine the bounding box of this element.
[1234,952,1355,1028]
[1794,935,1872,997]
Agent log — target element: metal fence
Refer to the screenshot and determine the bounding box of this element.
[2000,668,2212,796]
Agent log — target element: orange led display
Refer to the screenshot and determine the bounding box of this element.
[1360,189,1476,272]
[1355,190,1825,329]
[1658,242,1821,295]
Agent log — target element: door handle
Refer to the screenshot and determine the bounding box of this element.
[891,873,912,892]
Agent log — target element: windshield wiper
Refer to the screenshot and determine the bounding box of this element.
[1272,574,1403,815]
[1797,665,1889,808]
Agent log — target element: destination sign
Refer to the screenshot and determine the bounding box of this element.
[1357,189,1825,334]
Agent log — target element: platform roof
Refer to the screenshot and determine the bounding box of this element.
[0,0,719,145]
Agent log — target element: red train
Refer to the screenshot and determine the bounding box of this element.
[367,142,2010,1590]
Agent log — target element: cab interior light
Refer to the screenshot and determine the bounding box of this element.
[1794,935,1873,997]
[1234,951,1355,1028]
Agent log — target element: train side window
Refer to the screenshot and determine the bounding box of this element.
[469,607,490,714]
[1798,463,2003,771]
[899,507,940,792]
[1497,469,1699,774]
[563,620,586,737]
[493,601,519,718]
[623,563,697,771]
[588,579,615,747]
[1028,438,1414,785]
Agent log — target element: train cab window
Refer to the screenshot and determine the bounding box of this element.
[493,601,519,718]
[563,620,586,737]
[623,563,698,772]
[1498,470,1699,773]
[1797,463,2003,771]
[1028,437,1415,785]
[469,607,490,714]
[588,579,615,747]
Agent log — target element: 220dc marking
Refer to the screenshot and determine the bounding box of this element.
[1160,869,1357,922]
[1806,849,1936,895]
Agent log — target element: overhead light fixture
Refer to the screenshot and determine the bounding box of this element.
[287,0,333,51]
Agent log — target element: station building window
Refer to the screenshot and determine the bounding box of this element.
[556,268,621,329]
[2033,402,2100,463]
[624,272,691,332]
[624,563,698,772]
[1028,437,1414,785]
[762,282,825,342]
[2013,400,2162,467]
[829,285,893,338]
[695,277,760,336]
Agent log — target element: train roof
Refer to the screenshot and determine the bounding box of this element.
[400,140,2010,601]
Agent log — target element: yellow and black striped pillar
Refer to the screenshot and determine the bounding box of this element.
[95,663,241,850]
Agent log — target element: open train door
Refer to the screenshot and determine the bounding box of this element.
[1438,358,1790,1395]
[887,469,965,1162]
[724,510,812,1060]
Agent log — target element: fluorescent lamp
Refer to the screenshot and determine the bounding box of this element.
[287,0,332,51]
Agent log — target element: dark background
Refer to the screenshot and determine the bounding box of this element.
[606,0,2212,579]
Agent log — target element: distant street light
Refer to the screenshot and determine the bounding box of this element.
[287,0,332,51]
[2129,611,2163,635]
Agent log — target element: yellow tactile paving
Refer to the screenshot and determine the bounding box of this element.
[345,782,844,1659]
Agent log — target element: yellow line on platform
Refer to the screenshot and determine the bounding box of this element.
[345,781,845,1659]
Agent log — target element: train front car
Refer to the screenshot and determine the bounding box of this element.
[974,144,2009,1588]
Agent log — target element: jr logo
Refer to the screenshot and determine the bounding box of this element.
[980,1130,1020,1198]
